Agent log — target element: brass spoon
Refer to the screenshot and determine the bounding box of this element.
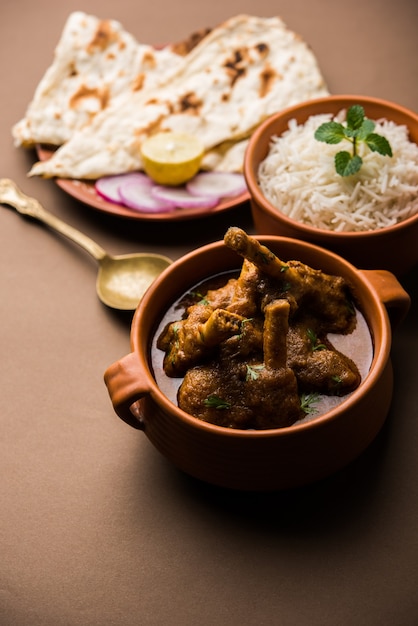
[0,178,172,310]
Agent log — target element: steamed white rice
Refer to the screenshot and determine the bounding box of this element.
[258,110,418,232]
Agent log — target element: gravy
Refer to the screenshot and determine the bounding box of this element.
[150,271,373,426]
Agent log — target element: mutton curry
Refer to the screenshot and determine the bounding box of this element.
[154,228,371,429]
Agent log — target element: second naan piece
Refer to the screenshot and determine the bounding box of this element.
[12,11,184,148]
[29,14,329,179]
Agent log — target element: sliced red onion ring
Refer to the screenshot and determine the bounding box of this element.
[119,180,176,213]
[186,172,247,198]
[151,185,219,209]
[95,172,152,204]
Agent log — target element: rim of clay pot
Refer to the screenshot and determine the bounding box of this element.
[244,94,418,241]
[130,237,391,439]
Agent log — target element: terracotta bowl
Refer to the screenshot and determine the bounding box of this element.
[244,95,418,275]
[104,236,410,491]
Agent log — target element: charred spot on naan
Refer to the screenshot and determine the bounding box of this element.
[259,62,281,98]
[141,50,159,70]
[178,92,203,114]
[223,48,250,86]
[131,73,146,92]
[69,85,110,114]
[222,42,280,94]
[87,19,120,53]
[170,28,212,56]
[131,52,159,92]
[255,42,269,57]
[68,62,78,78]
[133,114,167,143]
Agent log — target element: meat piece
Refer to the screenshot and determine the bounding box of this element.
[224,227,356,333]
[178,299,303,429]
[287,322,361,394]
[263,298,289,368]
[204,277,239,310]
[246,299,302,428]
[224,259,261,317]
[203,259,261,317]
[178,362,253,428]
[224,226,281,271]
[200,308,244,346]
[157,304,243,376]
[221,316,264,359]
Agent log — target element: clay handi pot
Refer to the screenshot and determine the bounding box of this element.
[104,236,410,491]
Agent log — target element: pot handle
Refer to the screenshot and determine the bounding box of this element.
[104,352,151,430]
[360,269,411,329]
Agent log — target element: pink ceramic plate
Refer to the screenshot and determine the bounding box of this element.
[36,145,250,222]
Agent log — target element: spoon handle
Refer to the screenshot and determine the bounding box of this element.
[0,178,107,262]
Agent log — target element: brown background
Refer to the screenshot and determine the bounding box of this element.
[1,1,417,624]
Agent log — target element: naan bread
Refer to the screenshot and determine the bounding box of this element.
[28,14,329,179]
[12,12,184,147]
[201,138,250,172]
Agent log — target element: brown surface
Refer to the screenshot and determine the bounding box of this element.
[1,1,417,625]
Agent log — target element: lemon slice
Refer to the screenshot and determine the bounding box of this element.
[140,132,204,186]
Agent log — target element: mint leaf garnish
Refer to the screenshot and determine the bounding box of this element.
[355,118,375,140]
[346,104,365,130]
[314,105,393,176]
[365,133,393,155]
[334,151,363,176]
[314,121,345,144]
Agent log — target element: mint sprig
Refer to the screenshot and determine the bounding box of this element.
[314,105,393,176]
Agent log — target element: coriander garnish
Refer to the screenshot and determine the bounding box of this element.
[300,392,320,415]
[314,104,393,176]
[245,363,265,381]
[306,328,327,351]
[190,291,209,305]
[203,395,231,410]
[237,318,253,340]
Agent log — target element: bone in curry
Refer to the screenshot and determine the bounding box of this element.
[157,228,361,429]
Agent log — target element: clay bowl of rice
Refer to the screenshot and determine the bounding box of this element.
[244,95,418,275]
